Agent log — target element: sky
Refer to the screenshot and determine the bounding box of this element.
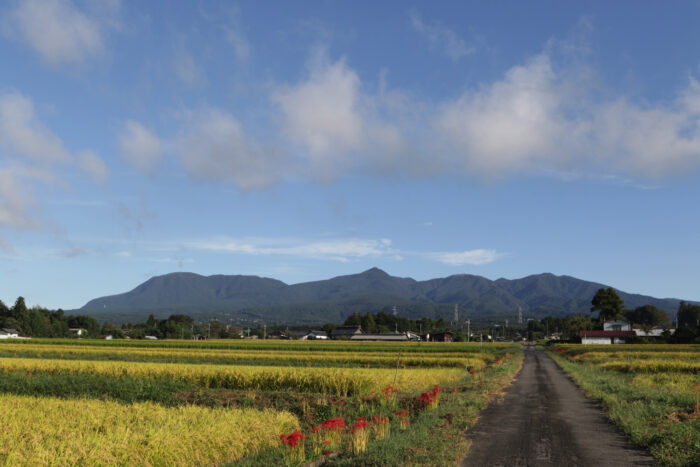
[1,0,700,310]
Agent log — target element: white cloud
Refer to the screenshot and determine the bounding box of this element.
[409,10,476,61]
[0,91,72,164]
[78,150,109,185]
[0,235,15,254]
[435,50,700,178]
[272,55,405,178]
[2,0,119,64]
[118,120,163,174]
[427,249,504,266]
[187,237,395,262]
[0,168,37,229]
[0,90,107,230]
[177,108,279,190]
[173,47,207,86]
[436,54,578,174]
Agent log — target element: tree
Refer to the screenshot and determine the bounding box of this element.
[590,288,624,322]
[678,301,700,328]
[624,305,671,331]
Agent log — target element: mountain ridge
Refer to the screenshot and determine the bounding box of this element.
[78,268,691,325]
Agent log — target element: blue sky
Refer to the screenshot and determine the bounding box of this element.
[1,0,700,310]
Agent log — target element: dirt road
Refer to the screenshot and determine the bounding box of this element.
[461,346,655,467]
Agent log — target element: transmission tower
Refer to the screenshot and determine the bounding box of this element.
[392,305,398,317]
[518,306,523,325]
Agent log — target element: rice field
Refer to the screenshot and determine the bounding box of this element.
[549,344,700,467]
[0,339,521,466]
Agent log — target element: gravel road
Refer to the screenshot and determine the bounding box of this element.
[461,346,655,467]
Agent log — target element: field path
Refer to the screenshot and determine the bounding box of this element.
[461,346,655,467]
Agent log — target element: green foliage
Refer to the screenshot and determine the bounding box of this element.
[624,305,672,331]
[591,288,625,322]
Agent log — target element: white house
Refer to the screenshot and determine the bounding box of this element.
[603,320,631,331]
[300,330,328,340]
[634,327,675,338]
[580,320,637,344]
[0,328,19,339]
[69,328,86,337]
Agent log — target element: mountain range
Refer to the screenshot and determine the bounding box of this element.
[78,268,689,325]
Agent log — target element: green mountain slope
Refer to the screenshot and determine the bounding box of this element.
[78,268,689,325]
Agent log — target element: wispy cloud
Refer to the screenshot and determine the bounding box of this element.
[1,0,121,65]
[173,46,207,87]
[409,10,476,61]
[118,120,163,174]
[187,237,396,263]
[426,249,506,266]
[272,53,405,180]
[0,90,107,229]
[176,107,280,190]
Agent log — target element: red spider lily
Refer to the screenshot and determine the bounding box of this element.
[323,450,331,455]
[25,372,30,376]
[312,426,320,433]
[281,430,307,463]
[418,385,440,409]
[280,430,307,448]
[356,417,366,422]
[322,418,345,430]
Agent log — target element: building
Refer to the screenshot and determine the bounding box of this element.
[69,328,86,337]
[350,331,420,342]
[603,320,631,331]
[633,327,675,338]
[423,331,454,342]
[300,330,328,340]
[330,325,363,339]
[0,328,19,339]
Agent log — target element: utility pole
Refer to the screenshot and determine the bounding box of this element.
[466,319,470,343]
[263,323,267,340]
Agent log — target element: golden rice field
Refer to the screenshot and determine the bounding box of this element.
[0,342,493,367]
[0,339,518,466]
[0,356,469,395]
[0,394,298,466]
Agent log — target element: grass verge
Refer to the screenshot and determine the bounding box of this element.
[549,351,699,467]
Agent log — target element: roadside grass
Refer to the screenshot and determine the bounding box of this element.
[549,351,700,467]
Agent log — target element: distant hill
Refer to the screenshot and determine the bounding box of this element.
[78,268,689,325]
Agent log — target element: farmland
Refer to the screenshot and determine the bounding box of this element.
[0,339,522,466]
[548,344,700,467]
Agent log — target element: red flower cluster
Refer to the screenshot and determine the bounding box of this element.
[494,356,504,363]
[371,414,389,424]
[280,430,307,448]
[381,385,399,397]
[552,348,568,352]
[418,385,440,409]
[352,419,369,432]
[322,417,345,430]
[329,396,345,406]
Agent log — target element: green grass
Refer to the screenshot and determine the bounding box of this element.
[549,351,700,467]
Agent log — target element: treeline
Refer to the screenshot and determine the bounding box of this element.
[0,297,100,338]
[342,311,452,335]
[113,314,241,340]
